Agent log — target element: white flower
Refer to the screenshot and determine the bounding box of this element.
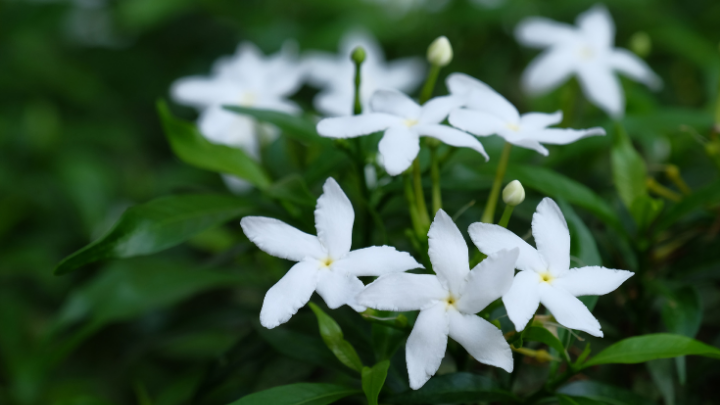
[171,41,303,160]
[240,178,423,329]
[317,89,487,175]
[304,31,425,116]
[358,210,516,389]
[515,5,661,117]
[468,198,634,337]
[447,73,605,156]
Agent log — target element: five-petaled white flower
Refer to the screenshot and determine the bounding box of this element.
[317,89,487,175]
[241,178,423,329]
[171,41,304,191]
[468,198,633,337]
[447,73,606,156]
[515,5,661,117]
[358,210,516,389]
[304,31,425,117]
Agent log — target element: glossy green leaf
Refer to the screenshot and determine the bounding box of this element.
[257,326,349,373]
[158,100,271,188]
[525,326,569,363]
[308,302,364,372]
[661,286,702,338]
[362,360,390,405]
[223,106,329,146]
[582,333,720,368]
[57,258,241,326]
[558,381,655,405]
[505,165,624,234]
[55,194,254,275]
[386,372,516,404]
[226,383,360,405]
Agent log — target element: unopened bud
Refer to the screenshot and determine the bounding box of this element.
[502,180,525,206]
[427,36,453,67]
[351,46,366,65]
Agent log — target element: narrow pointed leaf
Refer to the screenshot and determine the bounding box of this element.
[362,360,390,405]
[158,100,271,188]
[55,194,254,275]
[308,302,364,372]
[226,383,360,405]
[582,333,720,368]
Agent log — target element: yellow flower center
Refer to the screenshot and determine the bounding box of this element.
[506,123,520,132]
[539,271,554,284]
[578,46,595,60]
[319,257,334,268]
[404,119,419,128]
[444,295,458,309]
[240,92,257,106]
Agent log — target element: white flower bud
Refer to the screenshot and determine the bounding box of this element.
[502,180,525,206]
[427,36,453,67]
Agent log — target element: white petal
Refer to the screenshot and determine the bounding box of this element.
[260,260,319,328]
[445,73,519,123]
[539,283,602,337]
[448,109,508,137]
[468,223,546,273]
[448,311,513,372]
[357,273,447,312]
[383,58,426,92]
[315,270,366,311]
[577,60,624,118]
[502,270,541,332]
[523,127,606,145]
[419,95,465,125]
[522,49,577,95]
[315,178,354,260]
[198,106,258,154]
[609,49,662,90]
[170,77,236,109]
[370,89,422,119]
[378,127,420,176]
[519,111,563,130]
[406,303,449,390]
[506,137,549,155]
[416,124,488,161]
[515,17,579,49]
[576,4,615,49]
[316,113,402,138]
[446,72,494,97]
[333,246,423,276]
[456,248,518,314]
[532,198,571,276]
[553,266,633,297]
[241,216,326,261]
[428,209,470,295]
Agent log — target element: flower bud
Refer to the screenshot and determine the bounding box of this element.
[502,180,525,206]
[351,46,366,65]
[427,36,453,67]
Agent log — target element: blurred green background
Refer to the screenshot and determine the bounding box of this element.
[1,0,719,404]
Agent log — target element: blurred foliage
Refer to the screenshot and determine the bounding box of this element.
[1,0,720,404]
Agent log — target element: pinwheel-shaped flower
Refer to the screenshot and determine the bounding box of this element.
[317,89,487,175]
[171,42,303,159]
[304,31,424,117]
[447,73,605,155]
[241,178,423,328]
[469,198,633,337]
[358,210,516,389]
[515,5,661,117]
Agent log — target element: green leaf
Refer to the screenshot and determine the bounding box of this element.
[386,372,516,404]
[57,258,242,326]
[661,286,702,338]
[223,106,330,146]
[308,302,364,372]
[55,194,254,275]
[582,333,720,368]
[157,100,271,188]
[362,361,390,405]
[257,326,349,374]
[264,174,317,207]
[525,326,569,363]
[505,165,625,234]
[226,383,360,405]
[558,381,655,405]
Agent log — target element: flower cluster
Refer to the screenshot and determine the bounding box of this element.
[241,178,632,389]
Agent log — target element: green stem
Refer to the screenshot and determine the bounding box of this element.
[482,142,512,223]
[498,205,514,228]
[403,172,425,239]
[419,64,441,104]
[353,59,362,115]
[412,158,431,232]
[430,145,442,215]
